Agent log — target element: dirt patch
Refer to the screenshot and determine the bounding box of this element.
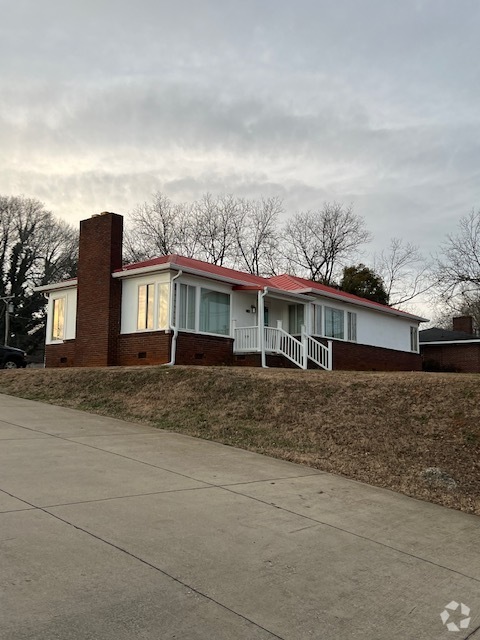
[1,366,479,515]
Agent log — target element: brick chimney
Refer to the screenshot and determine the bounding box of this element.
[74,212,123,366]
[452,315,474,335]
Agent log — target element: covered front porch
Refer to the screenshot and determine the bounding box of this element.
[231,286,332,370]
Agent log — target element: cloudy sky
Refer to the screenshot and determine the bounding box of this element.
[1,0,480,279]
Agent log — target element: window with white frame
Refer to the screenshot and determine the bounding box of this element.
[347,311,357,342]
[158,283,169,329]
[288,304,305,334]
[51,297,65,341]
[200,288,230,335]
[178,284,196,331]
[410,326,418,352]
[324,306,344,339]
[312,304,322,335]
[137,284,155,330]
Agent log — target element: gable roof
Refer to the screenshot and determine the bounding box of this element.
[419,327,479,343]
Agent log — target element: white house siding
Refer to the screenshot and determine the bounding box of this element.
[309,295,418,353]
[232,291,258,330]
[45,288,77,344]
[356,306,417,352]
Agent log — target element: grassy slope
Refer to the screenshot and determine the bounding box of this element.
[1,366,479,515]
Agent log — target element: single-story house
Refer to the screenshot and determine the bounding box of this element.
[36,212,427,371]
[420,316,480,372]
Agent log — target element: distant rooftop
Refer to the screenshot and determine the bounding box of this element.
[419,327,478,343]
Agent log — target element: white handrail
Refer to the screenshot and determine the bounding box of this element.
[304,334,332,370]
[267,326,305,369]
[234,325,332,371]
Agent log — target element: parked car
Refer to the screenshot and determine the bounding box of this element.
[0,345,28,369]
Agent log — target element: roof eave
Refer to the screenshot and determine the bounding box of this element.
[304,288,428,322]
[420,339,480,345]
[34,279,78,293]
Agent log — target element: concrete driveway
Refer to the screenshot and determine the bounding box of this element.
[1,393,479,640]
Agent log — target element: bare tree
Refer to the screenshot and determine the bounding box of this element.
[0,195,77,351]
[124,192,198,262]
[233,196,283,276]
[284,202,371,284]
[374,238,432,306]
[192,194,240,266]
[436,209,480,298]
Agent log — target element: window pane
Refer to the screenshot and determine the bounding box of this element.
[146,285,154,329]
[178,284,187,328]
[325,307,344,339]
[347,312,357,342]
[313,305,322,335]
[178,284,196,330]
[137,284,154,330]
[158,283,169,329]
[410,327,418,352]
[52,298,65,340]
[200,289,230,335]
[187,285,196,330]
[288,304,304,334]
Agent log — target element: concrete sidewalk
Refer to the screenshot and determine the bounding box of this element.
[1,393,479,640]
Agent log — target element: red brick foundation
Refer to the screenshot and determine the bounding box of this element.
[45,340,76,368]
[175,332,234,366]
[421,343,480,373]
[116,332,171,366]
[314,338,421,371]
[45,335,422,371]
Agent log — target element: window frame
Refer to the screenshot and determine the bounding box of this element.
[199,288,231,336]
[137,283,155,331]
[347,311,357,342]
[410,326,419,352]
[324,306,345,340]
[51,296,66,342]
[312,304,323,336]
[173,281,232,337]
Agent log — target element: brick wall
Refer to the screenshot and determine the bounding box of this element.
[234,353,298,368]
[116,332,171,366]
[421,343,480,373]
[314,338,422,371]
[74,213,123,367]
[175,332,234,366]
[45,340,76,368]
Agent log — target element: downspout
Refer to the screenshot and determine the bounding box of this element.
[259,286,268,368]
[165,270,183,366]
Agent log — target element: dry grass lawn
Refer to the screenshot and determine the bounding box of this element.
[0,366,479,515]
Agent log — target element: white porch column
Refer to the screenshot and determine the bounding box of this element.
[258,288,267,367]
[301,323,308,370]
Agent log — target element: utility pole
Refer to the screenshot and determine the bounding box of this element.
[1,296,14,346]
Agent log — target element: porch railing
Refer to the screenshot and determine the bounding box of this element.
[271,326,305,369]
[233,324,332,370]
[305,334,332,371]
[233,326,258,352]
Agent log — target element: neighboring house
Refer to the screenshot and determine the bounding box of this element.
[420,316,480,372]
[36,212,427,371]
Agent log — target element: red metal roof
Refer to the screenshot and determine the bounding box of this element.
[268,273,413,315]
[117,254,271,286]
[115,254,424,320]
